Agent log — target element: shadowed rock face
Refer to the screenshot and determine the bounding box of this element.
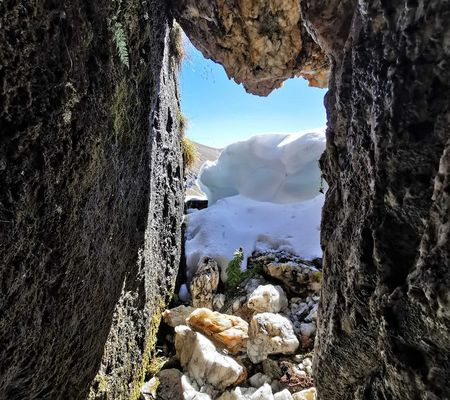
[175,0,449,398]
[0,1,183,399]
[304,1,450,399]
[171,0,330,96]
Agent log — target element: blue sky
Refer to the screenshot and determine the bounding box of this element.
[180,39,327,148]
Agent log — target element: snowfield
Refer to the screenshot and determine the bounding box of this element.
[185,129,326,283]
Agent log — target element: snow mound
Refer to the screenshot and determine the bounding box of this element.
[185,194,324,282]
[197,128,326,204]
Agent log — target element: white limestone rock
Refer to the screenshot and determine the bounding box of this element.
[181,374,212,400]
[247,313,299,363]
[247,284,288,313]
[213,293,226,311]
[292,387,317,400]
[175,325,246,390]
[274,389,293,400]
[217,383,274,400]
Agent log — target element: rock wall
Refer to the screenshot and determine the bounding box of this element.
[0,1,183,399]
[306,1,450,399]
[173,0,450,399]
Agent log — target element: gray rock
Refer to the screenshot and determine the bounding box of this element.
[191,256,220,309]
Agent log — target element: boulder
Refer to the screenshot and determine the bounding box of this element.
[264,262,321,296]
[175,326,247,389]
[187,308,249,353]
[191,257,220,309]
[163,305,196,327]
[247,285,288,313]
[247,313,299,363]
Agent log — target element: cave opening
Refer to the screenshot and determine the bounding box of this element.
[159,29,328,399]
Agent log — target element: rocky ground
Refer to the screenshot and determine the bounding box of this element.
[140,251,321,400]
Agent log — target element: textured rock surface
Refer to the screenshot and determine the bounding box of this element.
[264,262,321,296]
[247,284,289,313]
[304,0,450,399]
[191,256,220,309]
[0,1,183,399]
[163,305,196,327]
[155,369,184,400]
[171,0,329,96]
[247,313,299,364]
[187,308,249,354]
[175,326,247,390]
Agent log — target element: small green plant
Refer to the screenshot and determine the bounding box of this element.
[226,248,246,288]
[181,136,198,169]
[113,22,129,68]
[312,271,323,282]
[170,22,185,68]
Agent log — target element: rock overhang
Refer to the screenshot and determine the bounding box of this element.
[171,0,330,96]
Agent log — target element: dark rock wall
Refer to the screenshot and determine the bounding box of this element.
[302,1,450,399]
[0,1,183,399]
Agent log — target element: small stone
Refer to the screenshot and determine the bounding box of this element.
[191,257,220,309]
[247,313,299,363]
[175,326,247,389]
[304,305,318,323]
[218,384,274,400]
[262,358,283,380]
[274,389,293,400]
[303,358,312,368]
[300,323,316,339]
[187,308,249,353]
[141,377,159,400]
[213,293,226,311]
[292,387,317,400]
[248,284,288,313]
[271,380,282,393]
[162,305,196,327]
[181,374,212,400]
[249,372,272,388]
[155,369,183,400]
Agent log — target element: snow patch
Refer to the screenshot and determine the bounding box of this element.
[197,129,326,205]
[185,194,324,282]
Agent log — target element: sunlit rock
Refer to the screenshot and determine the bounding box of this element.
[247,284,288,313]
[175,326,247,389]
[247,313,299,363]
[187,308,249,353]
